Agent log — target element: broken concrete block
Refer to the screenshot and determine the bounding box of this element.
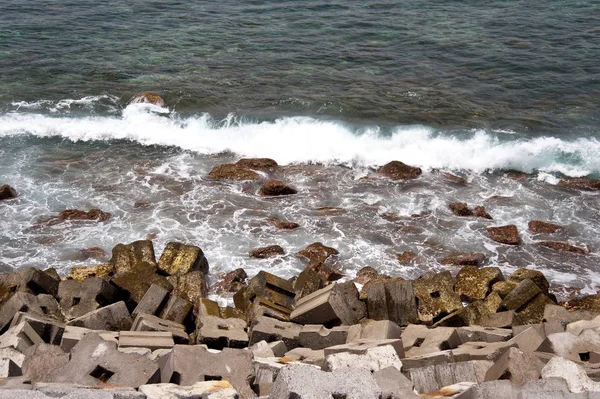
[566,315,600,336]
[512,294,555,326]
[0,268,59,305]
[409,361,478,394]
[132,313,189,345]
[67,301,132,331]
[270,364,382,399]
[60,326,90,353]
[537,330,600,362]
[160,345,254,398]
[457,326,512,344]
[454,266,504,302]
[373,366,418,399]
[290,282,366,325]
[452,341,517,362]
[250,340,275,358]
[9,312,65,345]
[118,331,174,351]
[484,347,545,385]
[323,344,402,372]
[476,310,515,328]
[0,347,25,369]
[47,332,160,388]
[33,382,146,398]
[131,284,170,319]
[58,277,120,320]
[508,326,546,353]
[0,322,44,353]
[501,279,541,311]
[139,381,239,399]
[159,295,192,324]
[542,356,600,393]
[253,357,305,396]
[434,293,502,328]
[196,315,248,349]
[298,325,349,350]
[249,315,301,349]
[234,271,295,320]
[268,341,287,357]
[361,278,418,326]
[157,241,209,276]
[543,304,597,326]
[0,359,21,379]
[0,292,54,333]
[324,338,405,359]
[401,349,454,370]
[402,324,461,357]
[346,320,401,343]
[412,271,462,325]
[283,347,325,367]
[21,343,69,383]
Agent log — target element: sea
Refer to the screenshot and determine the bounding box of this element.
[0,1,599,298]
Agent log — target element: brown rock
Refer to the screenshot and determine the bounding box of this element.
[505,170,529,181]
[158,242,209,275]
[472,206,492,220]
[441,173,467,185]
[512,293,555,325]
[558,177,600,191]
[396,251,417,264]
[537,241,588,254]
[131,92,165,106]
[455,266,505,302]
[167,270,208,304]
[235,158,278,171]
[294,268,326,299]
[377,161,422,180]
[297,242,339,263]
[508,268,550,293]
[267,217,299,230]
[491,280,519,298]
[259,179,297,196]
[109,240,157,274]
[40,209,112,224]
[0,184,17,200]
[528,220,563,234]
[111,261,173,304]
[79,247,106,261]
[250,245,285,258]
[69,263,114,282]
[208,164,261,181]
[487,225,520,245]
[354,267,387,285]
[565,294,600,313]
[449,203,492,219]
[440,252,486,267]
[213,268,248,294]
[413,271,463,325]
[304,261,343,282]
[133,201,151,209]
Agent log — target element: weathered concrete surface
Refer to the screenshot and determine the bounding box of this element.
[484,347,545,385]
[457,326,512,344]
[196,315,249,349]
[361,278,418,326]
[283,347,325,368]
[249,316,301,349]
[158,242,209,276]
[0,322,44,353]
[67,301,132,331]
[131,284,170,319]
[9,312,65,345]
[402,324,461,357]
[139,381,239,399]
[373,366,418,398]
[118,331,174,351]
[21,343,69,383]
[234,271,295,321]
[132,313,189,345]
[253,357,305,396]
[290,282,366,325]
[542,356,600,393]
[298,325,348,350]
[409,361,478,394]
[324,338,405,359]
[323,344,403,373]
[346,320,401,342]
[413,271,462,325]
[537,330,600,362]
[58,278,119,320]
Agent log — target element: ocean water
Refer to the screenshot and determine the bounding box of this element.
[0,1,599,296]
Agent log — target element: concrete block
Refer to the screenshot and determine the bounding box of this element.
[60,326,90,353]
[268,341,287,357]
[9,312,65,345]
[508,326,546,353]
[159,295,192,324]
[249,315,301,349]
[33,382,146,398]
[453,341,517,362]
[111,262,173,306]
[476,310,514,328]
[409,361,478,394]
[324,338,405,358]
[283,347,325,367]
[323,344,402,372]
[0,322,44,353]
[361,278,418,326]
[131,283,169,318]
[0,268,59,302]
[513,321,564,337]
[402,324,461,357]
[0,358,21,378]
[401,349,454,370]
[346,320,401,342]
[537,330,600,363]
[250,340,275,358]
[413,271,462,325]
[160,345,254,398]
[290,282,366,325]
[0,292,54,333]
[298,325,349,350]
[542,356,600,393]
[139,381,239,399]
[567,315,600,336]
[373,366,418,399]
[253,357,306,396]
[196,315,248,349]
[47,332,160,388]
[544,304,597,326]
[0,346,25,368]
[118,331,174,351]
[21,343,69,383]
[58,278,120,320]
[157,241,210,276]
[109,239,157,274]
[484,347,545,385]
[501,279,541,311]
[234,271,295,320]
[0,375,31,390]
[132,313,189,344]
[457,326,512,344]
[270,364,382,399]
[67,301,132,331]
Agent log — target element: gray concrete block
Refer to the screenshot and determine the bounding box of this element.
[566,315,600,336]
[139,381,239,398]
[323,344,402,372]
[0,358,21,378]
[249,316,301,349]
[58,278,120,320]
[373,366,417,399]
[476,311,515,328]
[324,338,405,358]
[60,326,90,353]
[250,341,275,358]
[402,349,454,370]
[402,324,461,357]
[283,347,325,368]
[67,301,132,331]
[160,345,254,398]
[34,382,146,398]
[457,326,512,344]
[484,347,545,385]
[118,331,174,351]
[453,341,517,363]
[542,356,600,393]
[346,320,401,342]
[409,361,478,394]
[233,271,295,320]
[290,282,366,326]
[253,357,305,396]
[0,322,44,353]
[537,330,600,363]
[0,346,25,368]
[270,364,382,399]
[0,293,54,333]
[361,278,418,326]
[0,376,32,390]
[298,325,349,350]
[543,304,597,326]
[131,283,169,319]
[9,312,65,345]
[47,332,160,388]
[508,326,546,353]
[21,343,69,383]
[268,341,287,357]
[196,315,248,350]
[159,295,192,324]
[132,313,189,345]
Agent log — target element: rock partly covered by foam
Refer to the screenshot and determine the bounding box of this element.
[259,178,297,196]
[130,92,165,106]
[377,160,422,180]
[208,163,261,181]
[449,202,492,219]
[0,184,17,201]
[558,176,600,191]
[487,225,520,245]
[250,245,285,259]
[528,220,563,234]
[235,158,278,171]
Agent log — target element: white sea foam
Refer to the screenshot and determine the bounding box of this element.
[1,103,599,176]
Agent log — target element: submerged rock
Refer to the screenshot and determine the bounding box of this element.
[537,241,588,254]
[0,185,17,201]
[558,177,600,191]
[487,225,520,245]
[297,242,339,263]
[235,158,278,171]
[213,268,248,294]
[130,92,165,106]
[566,294,600,313]
[208,163,261,181]
[441,172,467,185]
[250,245,285,258]
[396,251,417,264]
[377,161,422,180]
[41,209,112,224]
[440,252,486,267]
[259,178,297,196]
[528,220,563,234]
[449,202,492,219]
[267,217,299,230]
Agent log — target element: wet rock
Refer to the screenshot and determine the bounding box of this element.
[67,301,133,331]
[131,92,165,106]
[259,178,297,196]
[42,208,112,224]
[441,172,467,185]
[396,251,417,264]
[377,160,422,180]
[293,267,326,299]
[212,268,247,294]
[109,240,157,274]
[449,203,492,219]
[0,185,17,201]
[440,252,486,267]
[266,216,299,229]
[250,245,285,258]
[566,294,600,313]
[487,224,520,245]
[297,242,339,263]
[79,247,107,261]
[528,220,563,234]
[455,266,504,302]
[508,268,550,293]
[472,206,492,219]
[537,241,588,254]
[69,263,114,282]
[235,157,278,171]
[167,270,208,304]
[505,170,529,181]
[354,266,388,285]
[58,277,120,320]
[0,268,59,307]
[208,163,261,180]
[413,271,463,325]
[111,261,173,305]
[158,242,209,275]
[304,261,343,282]
[558,176,600,191]
[133,201,151,209]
